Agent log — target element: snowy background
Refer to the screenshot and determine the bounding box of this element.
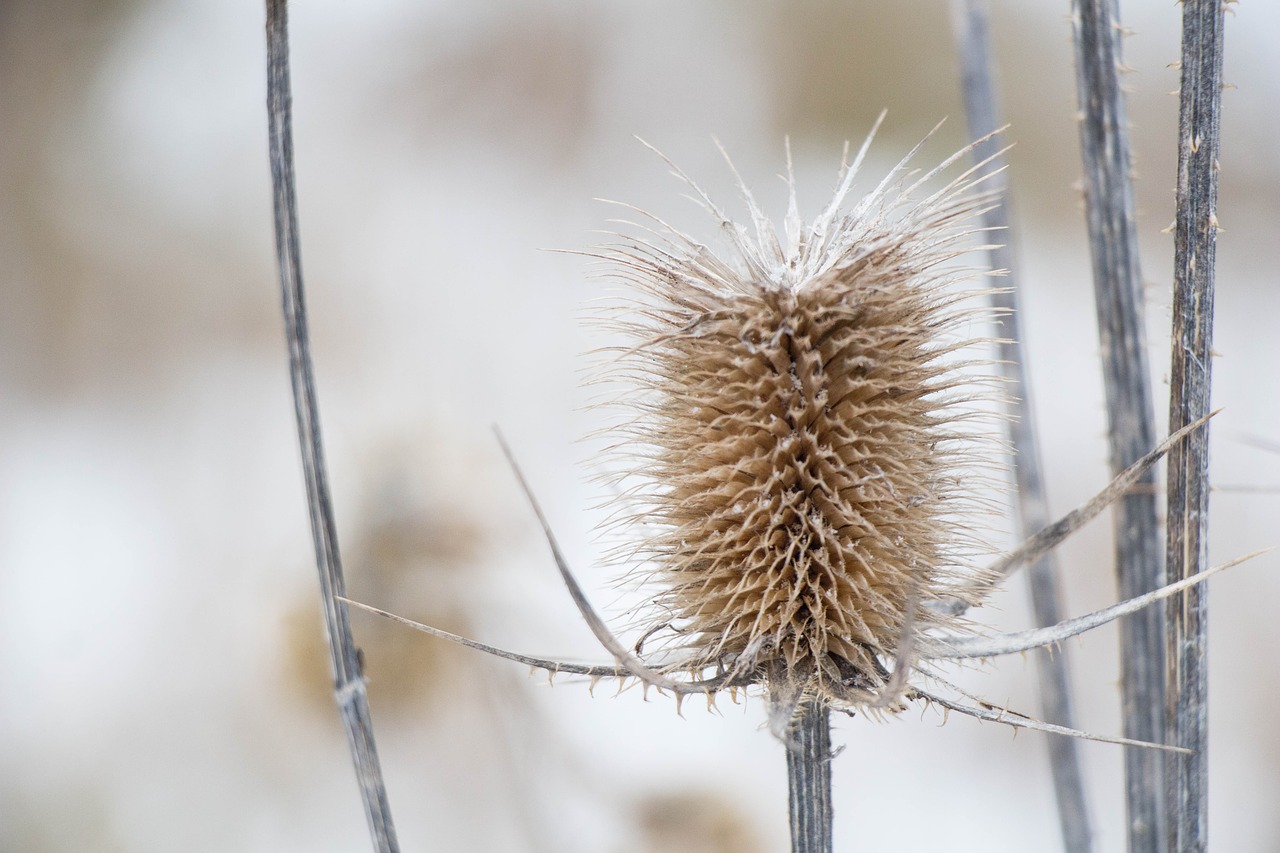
[2,1,1278,851]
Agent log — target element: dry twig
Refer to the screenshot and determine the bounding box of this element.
[951,3,1092,847]
[265,2,399,849]
[1166,2,1226,850]
[1068,1,1166,847]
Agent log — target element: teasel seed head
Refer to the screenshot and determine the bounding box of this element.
[592,121,1007,727]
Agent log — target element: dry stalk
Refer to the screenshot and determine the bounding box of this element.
[1068,1,1167,849]
[1166,1,1226,851]
[787,701,833,853]
[951,2,1093,849]
[264,2,399,849]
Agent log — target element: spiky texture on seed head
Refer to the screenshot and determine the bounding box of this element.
[593,123,1006,725]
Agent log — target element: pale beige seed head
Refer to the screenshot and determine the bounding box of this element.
[594,130,1005,721]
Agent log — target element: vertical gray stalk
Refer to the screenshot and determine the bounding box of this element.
[265,2,400,850]
[951,3,1093,850]
[1166,2,1225,851]
[787,701,833,853]
[1067,2,1165,851]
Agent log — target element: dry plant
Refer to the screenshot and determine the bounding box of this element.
[341,128,1236,853]
[263,1,1241,852]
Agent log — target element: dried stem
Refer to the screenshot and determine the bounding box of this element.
[787,701,833,853]
[265,2,399,849]
[1166,2,1225,851]
[950,2,1093,849]
[1068,2,1166,850]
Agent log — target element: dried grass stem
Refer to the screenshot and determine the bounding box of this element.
[265,2,399,849]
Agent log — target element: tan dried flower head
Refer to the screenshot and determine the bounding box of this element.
[346,122,1228,748]
[593,124,1005,723]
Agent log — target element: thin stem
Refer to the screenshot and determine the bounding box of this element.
[1166,2,1225,851]
[936,551,1257,659]
[265,2,399,850]
[1068,2,1165,850]
[950,3,1093,850]
[942,413,1212,613]
[787,701,833,853]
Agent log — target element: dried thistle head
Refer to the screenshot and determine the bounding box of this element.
[345,121,1226,750]
[593,121,1006,724]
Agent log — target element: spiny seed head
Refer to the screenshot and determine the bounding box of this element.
[592,126,1006,722]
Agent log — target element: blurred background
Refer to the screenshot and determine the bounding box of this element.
[2,1,1277,850]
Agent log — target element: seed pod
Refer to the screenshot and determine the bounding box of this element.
[594,125,1006,725]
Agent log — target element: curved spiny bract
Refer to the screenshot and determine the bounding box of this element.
[594,132,1006,722]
